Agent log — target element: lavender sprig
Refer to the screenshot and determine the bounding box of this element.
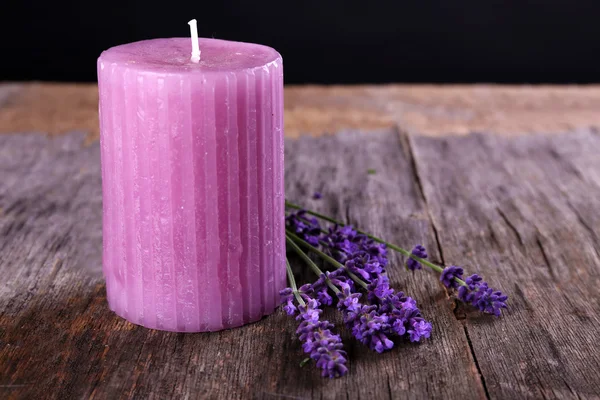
[296,299,348,378]
[440,265,464,289]
[280,257,348,378]
[457,274,508,317]
[406,245,427,271]
[285,201,448,275]
[437,260,507,316]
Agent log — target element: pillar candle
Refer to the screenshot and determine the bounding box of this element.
[97,30,285,332]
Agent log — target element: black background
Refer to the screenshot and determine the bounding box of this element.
[2,0,599,84]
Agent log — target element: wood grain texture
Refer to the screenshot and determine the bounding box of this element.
[284,131,486,399]
[2,129,600,399]
[410,130,600,399]
[3,83,600,139]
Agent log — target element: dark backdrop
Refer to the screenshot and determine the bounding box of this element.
[2,0,599,84]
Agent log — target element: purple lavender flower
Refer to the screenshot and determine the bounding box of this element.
[345,256,379,282]
[362,257,384,278]
[335,283,396,353]
[281,288,348,378]
[406,245,427,271]
[407,318,432,342]
[286,210,322,246]
[440,265,464,289]
[367,274,394,304]
[296,299,348,378]
[313,191,323,200]
[371,333,395,353]
[367,275,432,342]
[367,275,405,310]
[321,225,388,275]
[322,225,360,263]
[280,288,298,315]
[476,287,509,316]
[362,239,388,267]
[279,284,313,316]
[314,286,333,306]
[458,274,508,317]
[345,303,394,352]
[311,271,355,306]
[335,281,362,315]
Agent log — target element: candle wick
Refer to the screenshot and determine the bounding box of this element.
[188,19,201,63]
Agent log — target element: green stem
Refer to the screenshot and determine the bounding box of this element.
[285,234,340,294]
[286,257,305,306]
[286,230,369,290]
[299,358,311,367]
[285,200,467,287]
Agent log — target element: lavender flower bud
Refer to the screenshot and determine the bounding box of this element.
[337,288,396,353]
[440,265,464,289]
[286,210,322,247]
[407,318,433,342]
[367,275,394,304]
[322,225,388,272]
[279,287,297,316]
[315,286,333,306]
[406,245,427,271]
[295,299,348,378]
[458,274,508,317]
[366,275,433,342]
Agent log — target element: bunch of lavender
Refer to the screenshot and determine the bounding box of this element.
[320,225,431,345]
[281,200,508,378]
[287,232,432,354]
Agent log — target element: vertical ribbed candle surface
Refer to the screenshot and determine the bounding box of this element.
[97,38,285,332]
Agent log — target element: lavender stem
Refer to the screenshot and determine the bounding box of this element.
[285,200,466,287]
[286,229,369,289]
[285,234,340,294]
[286,257,306,306]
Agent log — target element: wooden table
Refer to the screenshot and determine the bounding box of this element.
[1,83,600,399]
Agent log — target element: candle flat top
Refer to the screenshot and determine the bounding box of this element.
[98,38,281,74]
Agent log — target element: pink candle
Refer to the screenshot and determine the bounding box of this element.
[97,29,285,332]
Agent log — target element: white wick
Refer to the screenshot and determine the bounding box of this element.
[188,19,201,63]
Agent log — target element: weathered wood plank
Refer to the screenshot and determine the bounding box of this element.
[2,129,600,399]
[410,130,600,399]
